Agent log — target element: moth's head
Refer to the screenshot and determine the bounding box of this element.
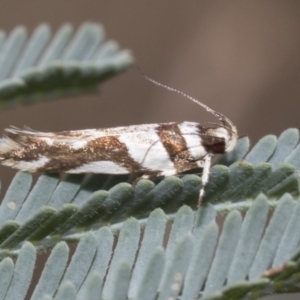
[224,124,238,152]
[221,116,238,153]
[218,117,238,153]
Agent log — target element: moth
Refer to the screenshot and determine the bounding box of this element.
[0,76,238,207]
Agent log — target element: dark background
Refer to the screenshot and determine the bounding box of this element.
[0,1,299,299]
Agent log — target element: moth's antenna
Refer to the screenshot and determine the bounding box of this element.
[136,65,231,128]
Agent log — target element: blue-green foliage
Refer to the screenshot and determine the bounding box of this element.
[0,23,133,108]
[1,196,300,299]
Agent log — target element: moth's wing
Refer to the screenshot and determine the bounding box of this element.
[0,124,179,174]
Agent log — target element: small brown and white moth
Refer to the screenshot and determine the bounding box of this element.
[0,77,237,207]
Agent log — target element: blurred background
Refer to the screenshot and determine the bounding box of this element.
[0,1,299,299]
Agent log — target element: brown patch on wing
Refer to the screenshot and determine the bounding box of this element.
[84,136,143,173]
[157,123,198,173]
[2,134,144,173]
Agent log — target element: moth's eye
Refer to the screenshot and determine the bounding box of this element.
[208,141,225,154]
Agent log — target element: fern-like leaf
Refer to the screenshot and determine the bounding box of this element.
[0,23,133,108]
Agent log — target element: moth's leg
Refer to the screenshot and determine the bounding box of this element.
[127,173,143,185]
[131,171,161,186]
[133,168,179,185]
[198,153,212,207]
